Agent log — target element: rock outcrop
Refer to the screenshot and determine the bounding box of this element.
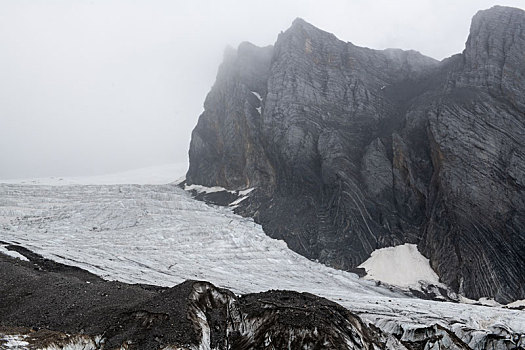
[186,6,525,303]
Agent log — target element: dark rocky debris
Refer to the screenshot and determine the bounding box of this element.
[186,6,525,303]
[0,248,392,349]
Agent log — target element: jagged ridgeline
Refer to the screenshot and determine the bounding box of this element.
[187,6,525,303]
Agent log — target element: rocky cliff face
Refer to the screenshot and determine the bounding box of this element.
[187,6,525,303]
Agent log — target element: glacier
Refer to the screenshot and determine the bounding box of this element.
[0,167,524,348]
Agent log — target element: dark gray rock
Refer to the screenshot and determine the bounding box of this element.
[186,6,525,303]
[187,42,275,190]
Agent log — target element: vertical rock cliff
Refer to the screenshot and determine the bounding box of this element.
[187,6,525,303]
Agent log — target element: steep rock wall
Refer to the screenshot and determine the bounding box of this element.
[187,6,525,303]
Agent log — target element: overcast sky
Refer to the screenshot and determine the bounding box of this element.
[1,0,524,178]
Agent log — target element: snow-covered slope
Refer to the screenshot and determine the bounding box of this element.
[0,177,524,347]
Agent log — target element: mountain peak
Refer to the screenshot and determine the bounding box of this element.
[188,6,525,304]
[291,17,307,26]
[462,5,525,108]
[467,5,525,49]
[286,17,336,40]
[474,5,524,20]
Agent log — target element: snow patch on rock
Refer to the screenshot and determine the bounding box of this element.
[0,245,29,261]
[507,299,525,308]
[184,184,235,194]
[358,244,441,288]
[229,188,255,207]
[251,91,262,101]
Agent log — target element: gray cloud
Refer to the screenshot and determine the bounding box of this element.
[1,0,523,178]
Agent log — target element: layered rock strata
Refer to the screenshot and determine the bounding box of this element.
[187,6,525,302]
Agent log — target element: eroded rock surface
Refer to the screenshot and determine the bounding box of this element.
[186,6,525,303]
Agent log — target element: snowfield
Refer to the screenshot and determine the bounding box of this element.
[1,165,524,344]
[0,163,187,186]
[358,244,442,288]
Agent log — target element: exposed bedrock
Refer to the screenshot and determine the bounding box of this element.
[186,6,525,303]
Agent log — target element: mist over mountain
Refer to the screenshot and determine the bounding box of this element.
[1,4,525,350]
[187,5,525,303]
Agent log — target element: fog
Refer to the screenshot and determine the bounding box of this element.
[1,0,523,178]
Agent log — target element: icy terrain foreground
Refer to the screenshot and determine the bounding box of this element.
[0,182,524,349]
[0,251,392,350]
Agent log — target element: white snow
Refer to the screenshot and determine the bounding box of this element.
[251,91,263,114]
[358,244,441,288]
[251,91,262,101]
[0,180,524,341]
[0,334,29,348]
[0,333,103,350]
[228,187,255,207]
[0,245,29,261]
[458,295,503,307]
[238,188,254,196]
[476,298,502,307]
[229,195,249,206]
[507,299,525,308]
[0,183,388,300]
[0,163,187,186]
[184,183,235,194]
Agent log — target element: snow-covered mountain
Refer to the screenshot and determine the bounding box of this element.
[1,165,524,349]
